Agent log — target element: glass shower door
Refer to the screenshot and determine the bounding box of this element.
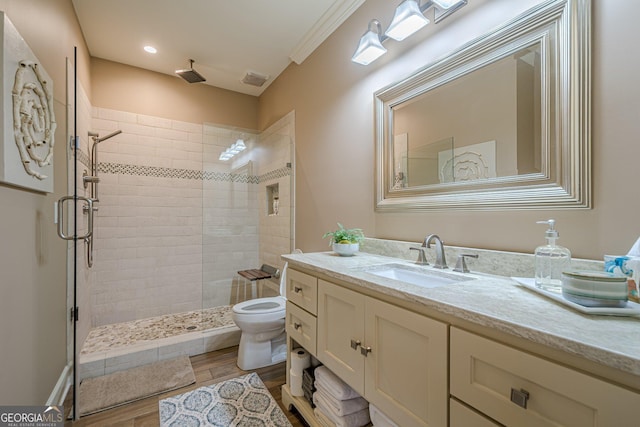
[57,47,92,421]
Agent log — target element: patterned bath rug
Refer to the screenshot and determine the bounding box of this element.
[159,372,292,427]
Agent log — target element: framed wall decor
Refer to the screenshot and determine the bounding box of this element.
[1,12,55,193]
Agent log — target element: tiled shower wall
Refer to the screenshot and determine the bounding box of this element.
[88,108,293,327]
[202,113,294,308]
[201,125,259,309]
[90,108,204,326]
[257,112,294,275]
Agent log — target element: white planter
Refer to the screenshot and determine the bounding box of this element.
[332,243,359,257]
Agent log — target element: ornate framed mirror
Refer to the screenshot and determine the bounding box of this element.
[375,0,590,211]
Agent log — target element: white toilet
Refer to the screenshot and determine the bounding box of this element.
[232,264,288,370]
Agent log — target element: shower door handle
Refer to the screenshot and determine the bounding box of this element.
[55,196,94,240]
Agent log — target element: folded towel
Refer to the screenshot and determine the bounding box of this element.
[314,391,371,427]
[314,386,368,416]
[314,407,336,427]
[369,404,398,427]
[302,367,315,387]
[314,366,361,400]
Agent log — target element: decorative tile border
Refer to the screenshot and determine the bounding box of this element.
[97,162,290,184]
[259,166,291,183]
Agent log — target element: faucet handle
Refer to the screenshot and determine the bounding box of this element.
[410,247,428,265]
[454,254,479,273]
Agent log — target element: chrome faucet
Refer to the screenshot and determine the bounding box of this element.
[423,234,447,269]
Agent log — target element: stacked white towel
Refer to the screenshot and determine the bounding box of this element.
[313,366,370,427]
[369,404,399,427]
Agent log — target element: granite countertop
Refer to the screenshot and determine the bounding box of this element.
[282,251,640,379]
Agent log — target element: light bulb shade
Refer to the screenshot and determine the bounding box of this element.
[431,0,465,9]
[352,20,387,65]
[234,139,246,151]
[385,0,430,41]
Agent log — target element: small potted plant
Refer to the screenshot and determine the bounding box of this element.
[323,223,365,256]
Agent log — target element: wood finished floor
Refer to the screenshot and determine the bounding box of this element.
[68,346,307,427]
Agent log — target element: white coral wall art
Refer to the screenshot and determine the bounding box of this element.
[0,12,55,192]
[438,140,497,184]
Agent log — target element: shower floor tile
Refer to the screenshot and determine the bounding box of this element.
[81,305,234,355]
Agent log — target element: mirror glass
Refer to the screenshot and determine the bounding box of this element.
[392,44,541,189]
[375,0,590,210]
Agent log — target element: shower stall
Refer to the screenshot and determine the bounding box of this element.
[75,110,295,386]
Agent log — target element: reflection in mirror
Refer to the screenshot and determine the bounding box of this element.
[393,44,541,188]
[375,0,591,211]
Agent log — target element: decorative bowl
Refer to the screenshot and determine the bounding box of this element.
[561,270,627,307]
[332,243,359,257]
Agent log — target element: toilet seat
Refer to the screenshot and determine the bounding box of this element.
[232,296,286,315]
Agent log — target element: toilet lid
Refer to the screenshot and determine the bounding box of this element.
[232,296,286,315]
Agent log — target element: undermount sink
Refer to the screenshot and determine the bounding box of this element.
[364,264,474,289]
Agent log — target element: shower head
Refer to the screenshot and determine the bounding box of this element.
[175,59,206,83]
[92,130,122,143]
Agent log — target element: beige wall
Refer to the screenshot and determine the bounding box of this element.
[91,58,259,129]
[0,0,90,404]
[259,0,640,260]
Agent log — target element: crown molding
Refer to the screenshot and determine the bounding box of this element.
[289,0,366,65]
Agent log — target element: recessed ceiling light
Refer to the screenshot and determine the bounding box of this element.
[144,46,157,54]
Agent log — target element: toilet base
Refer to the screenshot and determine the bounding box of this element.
[237,330,287,370]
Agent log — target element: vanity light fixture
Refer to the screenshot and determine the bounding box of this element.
[352,19,387,65]
[431,0,466,9]
[352,0,468,65]
[219,138,247,161]
[385,0,430,41]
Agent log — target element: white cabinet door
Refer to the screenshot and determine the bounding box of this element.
[317,279,366,395]
[365,297,448,427]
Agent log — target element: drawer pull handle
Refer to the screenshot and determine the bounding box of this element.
[293,322,302,330]
[510,388,530,409]
[350,339,361,350]
[294,286,303,293]
[360,346,372,356]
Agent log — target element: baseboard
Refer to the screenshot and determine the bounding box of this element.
[46,362,73,406]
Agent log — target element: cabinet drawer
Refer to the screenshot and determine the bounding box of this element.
[450,399,500,427]
[286,269,318,315]
[286,301,317,355]
[450,327,639,427]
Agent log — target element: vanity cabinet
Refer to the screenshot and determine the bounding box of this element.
[450,327,639,427]
[284,269,318,355]
[317,279,448,427]
[286,268,318,315]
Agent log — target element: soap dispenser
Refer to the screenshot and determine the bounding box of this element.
[535,219,571,292]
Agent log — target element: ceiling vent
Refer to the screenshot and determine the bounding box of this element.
[242,71,269,87]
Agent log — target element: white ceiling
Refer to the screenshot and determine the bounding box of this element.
[71,0,364,97]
